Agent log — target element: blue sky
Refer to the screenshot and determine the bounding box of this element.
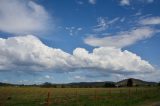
[0,0,160,84]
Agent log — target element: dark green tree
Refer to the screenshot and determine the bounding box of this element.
[41,82,52,88]
[104,83,115,87]
[127,79,133,87]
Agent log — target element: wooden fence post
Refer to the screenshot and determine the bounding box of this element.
[94,89,97,106]
[75,89,78,106]
[45,92,50,106]
[109,88,111,97]
[128,88,131,98]
[119,88,122,96]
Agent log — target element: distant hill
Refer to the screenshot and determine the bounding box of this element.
[39,78,158,88]
[0,78,158,88]
[0,82,14,86]
[68,81,115,88]
[41,81,115,88]
[116,78,157,87]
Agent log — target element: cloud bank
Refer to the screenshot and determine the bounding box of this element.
[0,35,154,74]
[0,0,51,35]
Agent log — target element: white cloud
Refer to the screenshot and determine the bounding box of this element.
[0,35,71,71]
[65,27,82,36]
[85,27,156,48]
[109,17,119,24]
[18,79,28,83]
[120,0,130,6]
[93,17,119,32]
[44,75,51,79]
[88,0,96,4]
[0,35,154,74]
[77,28,83,31]
[135,11,142,16]
[120,17,125,22]
[119,0,154,6]
[74,75,86,80]
[0,0,51,35]
[139,17,160,25]
[93,17,108,32]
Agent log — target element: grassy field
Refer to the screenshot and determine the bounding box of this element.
[0,87,160,106]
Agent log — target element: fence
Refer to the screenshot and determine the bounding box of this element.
[44,88,159,106]
[0,87,159,106]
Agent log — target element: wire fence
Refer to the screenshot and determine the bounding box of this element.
[0,87,159,106]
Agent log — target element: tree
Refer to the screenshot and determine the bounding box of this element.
[127,78,133,87]
[41,82,52,88]
[104,82,115,87]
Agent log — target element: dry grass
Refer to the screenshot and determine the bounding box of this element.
[0,87,159,106]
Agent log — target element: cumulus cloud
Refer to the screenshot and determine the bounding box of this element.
[139,17,160,25]
[85,27,157,48]
[0,0,51,35]
[0,35,154,74]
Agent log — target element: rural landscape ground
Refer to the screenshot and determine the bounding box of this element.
[0,87,160,106]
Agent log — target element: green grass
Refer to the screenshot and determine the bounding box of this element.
[0,87,160,106]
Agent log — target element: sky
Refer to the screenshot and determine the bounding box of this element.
[0,0,160,84]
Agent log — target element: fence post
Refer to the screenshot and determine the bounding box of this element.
[94,89,97,106]
[109,88,111,97]
[75,89,78,106]
[106,89,108,99]
[45,92,50,106]
[119,88,122,96]
[128,88,131,98]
